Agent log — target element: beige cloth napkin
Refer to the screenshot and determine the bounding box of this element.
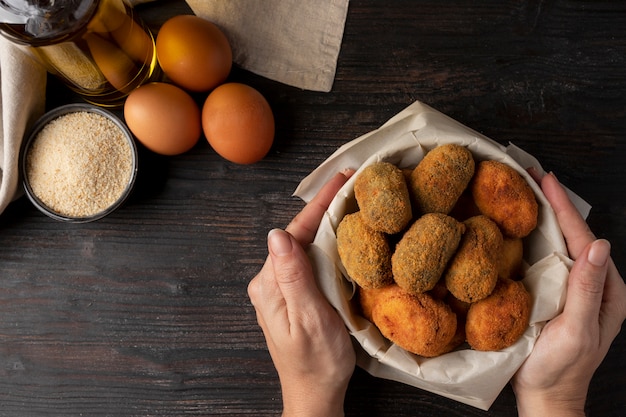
[0,37,46,214]
[0,0,349,216]
[186,0,349,92]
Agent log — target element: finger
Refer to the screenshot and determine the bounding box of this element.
[267,228,327,325]
[247,256,289,332]
[541,172,595,259]
[563,239,611,327]
[599,259,626,341]
[250,169,352,303]
[247,255,275,307]
[526,166,543,184]
[253,308,277,353]
[286,170,353,247]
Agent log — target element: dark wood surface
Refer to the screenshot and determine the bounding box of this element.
[1,0,625,415]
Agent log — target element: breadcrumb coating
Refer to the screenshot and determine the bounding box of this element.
[498,237,524,280]
[369,284,458,357]
[444,215,503,303]
[354,162,412,234]
[471,160,538,238]
[409,144,475,214]
[466,278,531,351]
[337,212,394,289]
[392,213,465,295]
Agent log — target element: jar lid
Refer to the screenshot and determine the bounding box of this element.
[0,0,97,44]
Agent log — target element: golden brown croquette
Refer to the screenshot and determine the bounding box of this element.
[444,215,503,303]
[337,212,394,289]
[392,213,465,295]
[466,278,531,351]
[408,144,475,214]
[471,160,538,238]
[354,162,413,234]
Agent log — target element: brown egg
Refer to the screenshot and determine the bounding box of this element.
[124,82,201,156]
[202,83,274,164]
[156,15,232,92]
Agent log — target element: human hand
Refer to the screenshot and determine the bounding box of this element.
[248,171,356,417]
[512,172,626,417]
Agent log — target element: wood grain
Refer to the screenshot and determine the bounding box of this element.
[0,1,624,416]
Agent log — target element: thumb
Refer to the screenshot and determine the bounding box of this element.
[267,228,326,313]
[563,239,611,326]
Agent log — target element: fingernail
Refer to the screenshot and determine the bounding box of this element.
[588,239,611,267]
[548,171,559,182]
[268,229,293,256]
[340,168,355,178]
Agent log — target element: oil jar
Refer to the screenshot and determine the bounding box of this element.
[0,0,158,107]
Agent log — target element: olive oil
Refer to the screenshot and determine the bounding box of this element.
[0,0,157,107]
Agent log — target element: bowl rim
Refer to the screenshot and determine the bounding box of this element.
[21,103,139,223]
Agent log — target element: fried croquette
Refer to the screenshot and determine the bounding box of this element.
[354,162,412,234]
[358,284,397,322]
[369,285,457,357]
[408,144,475,214]
[498,237,524,280]
[466,278,531,351]
[471,160,538,238]
[444,215,503,303]
[392,213,465,295]
[444,292,472,353]
[337,212,394,289]
[442,324,467,354]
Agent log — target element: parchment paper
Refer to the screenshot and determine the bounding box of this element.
[294,100,590,410]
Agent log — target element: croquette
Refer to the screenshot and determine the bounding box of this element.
[444,215,503,303]
[408,144,475,214]
[340,148,536,357]
[337,212,394,289]
[444,292,472,353]
[471,160,538,238]
[358,284,397,322]
[392,213,465,295]
[466,278,531,351]
[442,325,467,355]
[354,162,412,234]
[498,237,524,280]
[369,285,458,357]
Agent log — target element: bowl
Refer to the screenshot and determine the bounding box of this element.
[297,100,571,410]
[21,103,138,222]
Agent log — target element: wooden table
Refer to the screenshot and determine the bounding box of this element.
[1,1,624,415]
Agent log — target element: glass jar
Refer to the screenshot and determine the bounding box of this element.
[0,0,158,107]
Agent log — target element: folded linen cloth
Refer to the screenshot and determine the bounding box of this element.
[0,37,46,214]
[186,0,349,92]
[0,0,349,216]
